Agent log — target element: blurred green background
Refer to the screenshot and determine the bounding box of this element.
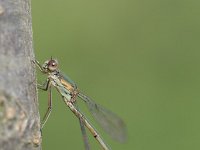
[32,0,200,150]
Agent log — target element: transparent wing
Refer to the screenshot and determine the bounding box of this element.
[78,92,127,142]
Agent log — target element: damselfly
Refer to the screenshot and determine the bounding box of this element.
[33,58,127,150]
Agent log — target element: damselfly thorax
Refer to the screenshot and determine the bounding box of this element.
[48,72,79,103]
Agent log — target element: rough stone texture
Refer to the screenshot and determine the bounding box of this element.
[0,0,41,150]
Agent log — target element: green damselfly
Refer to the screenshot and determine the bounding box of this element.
[33,58,126,150]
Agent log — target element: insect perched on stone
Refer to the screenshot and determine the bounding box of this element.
[33,58,127,150]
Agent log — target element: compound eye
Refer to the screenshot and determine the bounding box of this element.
[48,59,58,71]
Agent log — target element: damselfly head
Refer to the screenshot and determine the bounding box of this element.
[42,59,58,72]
